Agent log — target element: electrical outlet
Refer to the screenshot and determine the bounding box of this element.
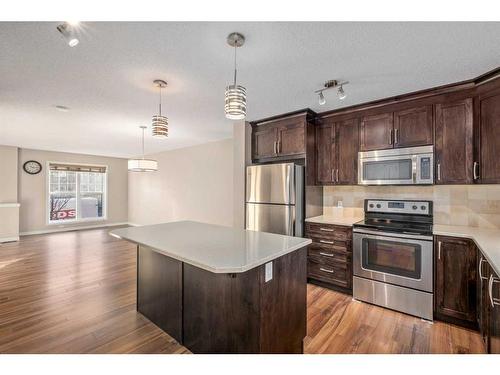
[265,262,273,282]
[337,200,343,208]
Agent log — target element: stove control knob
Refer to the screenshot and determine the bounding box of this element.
[412,205,418,210]
[421,205,426,210]
[369,203,374,208]
[376,204,381,208]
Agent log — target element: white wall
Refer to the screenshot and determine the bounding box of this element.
[128,138,236,227]
[18,148,129,234]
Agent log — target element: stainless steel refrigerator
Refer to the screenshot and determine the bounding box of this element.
[245,163,304,237]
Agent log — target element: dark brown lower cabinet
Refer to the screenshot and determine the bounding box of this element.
[137,245,307,354]
[434,236,477,329]
[305,222,352,293]
[488,264,500,353]
[478,253,491,352]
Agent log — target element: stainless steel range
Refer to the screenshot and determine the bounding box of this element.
[353,199,434,320]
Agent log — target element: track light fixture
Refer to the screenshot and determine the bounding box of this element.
[315,80,349,105]
[56,22,79,47]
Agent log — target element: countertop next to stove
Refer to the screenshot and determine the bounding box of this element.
[434,224,500,276]
[305,215,363,227]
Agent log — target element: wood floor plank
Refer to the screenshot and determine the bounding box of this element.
[0,227,486,354]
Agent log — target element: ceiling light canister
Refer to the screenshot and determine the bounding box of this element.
[337,85,347,100]
[225,32,247,120]
[56,22,79,47]
[318,91,326,105]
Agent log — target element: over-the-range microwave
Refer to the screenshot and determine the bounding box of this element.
[358,145,434,185]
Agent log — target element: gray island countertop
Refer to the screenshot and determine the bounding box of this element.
[109,221,311,274]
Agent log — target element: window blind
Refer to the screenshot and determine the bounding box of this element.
[49,163,107,173]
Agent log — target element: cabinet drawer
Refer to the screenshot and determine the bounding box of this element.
[308,242,349,260]
[308,258,349,288]
[305,222,351,242]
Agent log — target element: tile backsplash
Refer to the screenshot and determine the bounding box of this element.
[323,185,500,229]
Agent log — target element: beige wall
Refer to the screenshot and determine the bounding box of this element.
[18,148,128,234]
[0,145,20,241]
[324,185,500,229]
[0,145,18,203]
[128,138,234,227]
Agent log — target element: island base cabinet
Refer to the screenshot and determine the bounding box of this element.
[137,245,307,354]
[137,246,183,343]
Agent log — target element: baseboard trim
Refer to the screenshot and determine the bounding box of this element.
[20,222,130,236]
[127,222,141,227]
[0,236,20,243]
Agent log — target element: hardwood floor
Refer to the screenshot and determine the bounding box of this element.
[0,227,485,354]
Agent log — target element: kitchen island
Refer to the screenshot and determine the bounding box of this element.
[109,221,311,354]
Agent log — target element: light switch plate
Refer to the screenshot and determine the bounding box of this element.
[265,262,273,282]
[337,200,343,208]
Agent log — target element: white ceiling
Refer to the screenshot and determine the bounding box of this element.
[1,22,499,158]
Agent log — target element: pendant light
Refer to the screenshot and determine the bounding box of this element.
[152,79,168,138]
[128,126,158,172]
[224,32,247,120]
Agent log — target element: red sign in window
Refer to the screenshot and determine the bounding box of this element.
[54,209,76,220]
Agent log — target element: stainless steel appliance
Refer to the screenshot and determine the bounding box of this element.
[246,163,304,236]
[358,145,434,185]
[353,199,434,320]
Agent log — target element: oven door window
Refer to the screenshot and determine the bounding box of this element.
[361,237,422,279]
[363,159,412,181]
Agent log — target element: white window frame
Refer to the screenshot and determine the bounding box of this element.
[46,161,108,225]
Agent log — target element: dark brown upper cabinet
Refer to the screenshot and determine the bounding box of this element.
[277,122,305,157]
[253,125,278,159]
[393,105,433,148]
[477,86,500,184]
[316,118,359,185]
[359,113,393,151]
[360,106,433,152]
[434,235,477,329]
[251,110,316,185]
[434,98,474,184]
[335,118,359,185]
[315,123,335,184]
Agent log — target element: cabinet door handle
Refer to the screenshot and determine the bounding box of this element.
[479,257,488,281]
[273,141,277,154]
[473,162,479,180]
[320,267,334,274]
[277,141,281,154]
[319,252,334,257]
[319,228,334,232]
[331,169,334,182]
[438,241,442,260]
[319,240,334,245]
[437,163,441,181]
[336,169,339,183]
[389,129,393,145]
[488,274,500,307]
[394,128,399,144]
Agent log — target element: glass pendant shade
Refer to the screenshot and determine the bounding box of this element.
[224,84,247,120]
[128,158,158,172]
[152,115,168,137]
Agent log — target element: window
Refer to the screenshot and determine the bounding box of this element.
[48,163,107,223]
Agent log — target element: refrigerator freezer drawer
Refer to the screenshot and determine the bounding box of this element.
[246,163,295,205]
[246,203,296,236]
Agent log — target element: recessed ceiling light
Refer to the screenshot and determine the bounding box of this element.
[54,105,70,112]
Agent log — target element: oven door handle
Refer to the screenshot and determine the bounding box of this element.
[353,228,433,241]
